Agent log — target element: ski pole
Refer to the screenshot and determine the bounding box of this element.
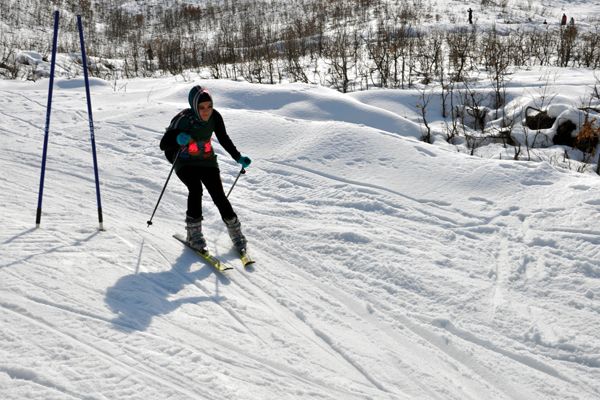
[147,149,181,227]
[226,167,246,198]
[77,15,104,231]
[36,10,59,228]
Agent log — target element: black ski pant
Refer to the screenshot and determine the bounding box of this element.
[176,166,236,221]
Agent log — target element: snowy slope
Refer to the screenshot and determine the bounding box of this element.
[1,77,599,399]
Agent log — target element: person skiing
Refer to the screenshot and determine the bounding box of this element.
[160,85,251,254]
[561,13,567,26]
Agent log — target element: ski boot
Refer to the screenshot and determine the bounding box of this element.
[185,215,207,252]
[224,215,247,252]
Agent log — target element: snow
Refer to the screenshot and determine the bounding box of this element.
[1,73,600,399]
[15,52,43,67]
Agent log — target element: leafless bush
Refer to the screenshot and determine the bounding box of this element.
[578,28,600,69]
[446,28,475,82]
[323,28,359,93]
[417,89,433,143]
[527,27,555,66]
[558,25,578,67]
[1,0,600,97]
[481,26,510,109]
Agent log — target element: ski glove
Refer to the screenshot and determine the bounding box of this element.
[237,155,252,168]
[177,132,191,146]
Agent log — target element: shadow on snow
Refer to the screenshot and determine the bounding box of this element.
[105,250,229,333]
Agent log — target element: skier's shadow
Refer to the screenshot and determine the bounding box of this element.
[105,251,229,333]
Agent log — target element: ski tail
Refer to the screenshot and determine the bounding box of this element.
[239,249,255,267]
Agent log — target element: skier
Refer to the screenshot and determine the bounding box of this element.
[467,8,473,24]
[561,13,567,26]
[160,85,252,254]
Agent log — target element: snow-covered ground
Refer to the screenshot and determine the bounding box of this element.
[1,76,600,399]
[351,66,600,169]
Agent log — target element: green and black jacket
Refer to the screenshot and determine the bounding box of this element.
[160,108,241,171]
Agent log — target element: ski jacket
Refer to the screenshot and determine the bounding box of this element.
[160,108,241,170]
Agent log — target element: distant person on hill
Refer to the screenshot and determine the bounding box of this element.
[561,13,567,26]
[468,8,473,24]
[160,85,252,254]
[569,17,575,26]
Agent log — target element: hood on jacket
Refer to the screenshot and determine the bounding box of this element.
[188,85,213,120]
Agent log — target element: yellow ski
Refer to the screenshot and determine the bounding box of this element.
[239,250,255,267]
[173,234,232,272]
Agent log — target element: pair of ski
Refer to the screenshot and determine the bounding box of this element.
[173,234,254,272]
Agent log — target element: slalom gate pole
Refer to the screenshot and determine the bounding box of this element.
[77,15,104,231]
[147,149,182,227]
[36,10,60,228]
[226,167,246,198]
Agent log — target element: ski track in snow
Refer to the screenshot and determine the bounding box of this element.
[1,77,600,399]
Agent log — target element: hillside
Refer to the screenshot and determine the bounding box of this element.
[1,77,599,399]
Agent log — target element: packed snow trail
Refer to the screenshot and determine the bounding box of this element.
[1,78,599,399]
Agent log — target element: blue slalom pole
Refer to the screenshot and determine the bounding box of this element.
[77,15,104,231]
[36,10,59,228]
